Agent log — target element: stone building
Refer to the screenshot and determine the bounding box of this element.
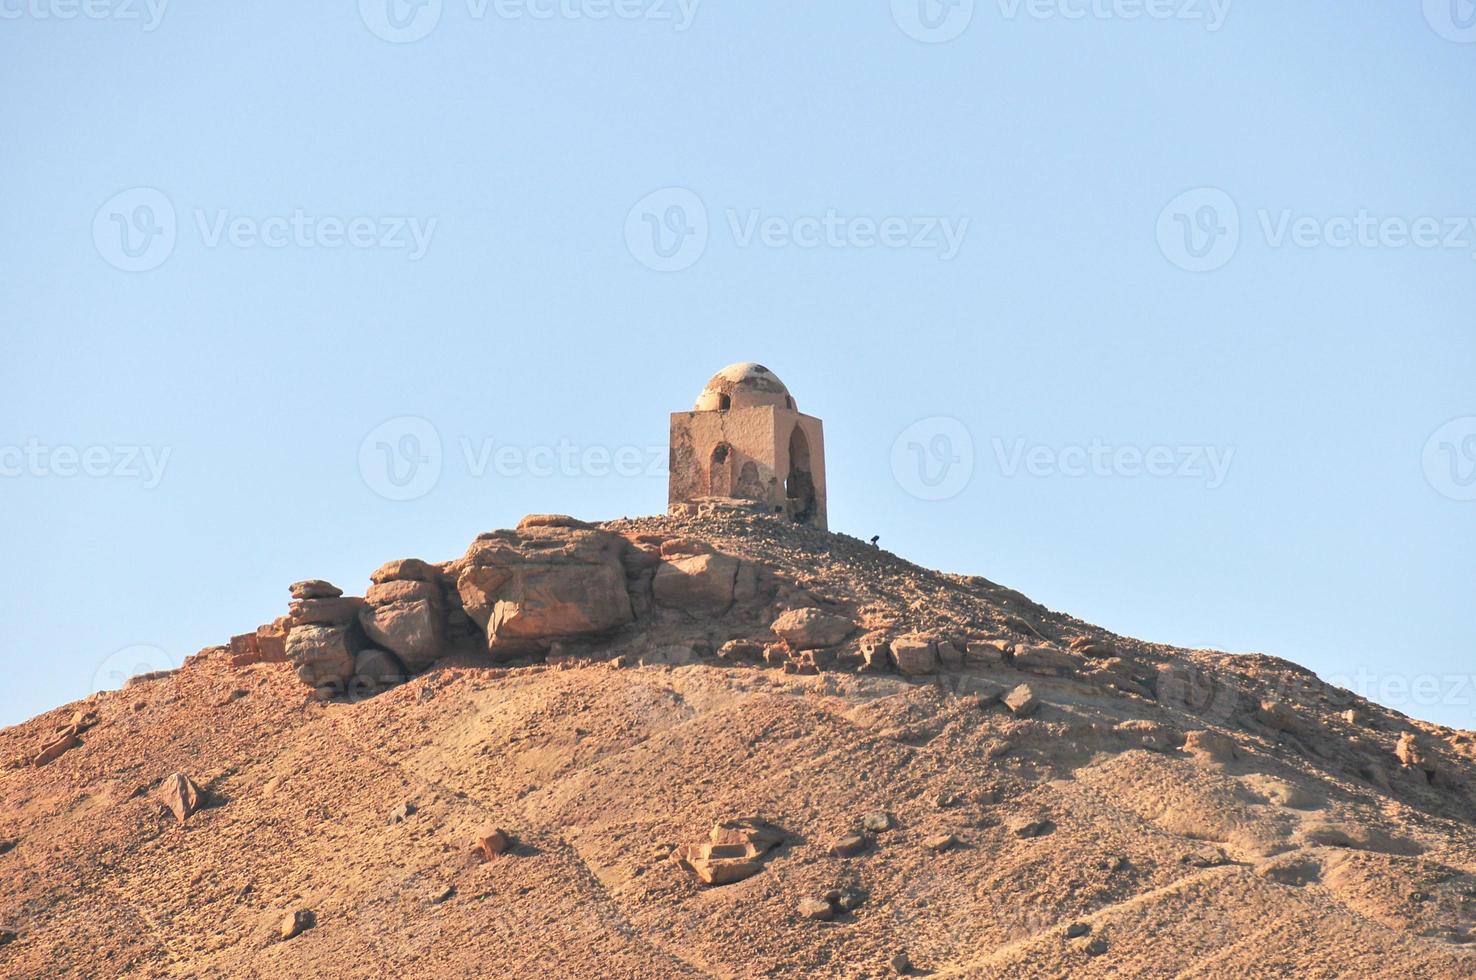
[668,363,827,529]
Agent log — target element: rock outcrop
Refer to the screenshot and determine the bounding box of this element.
[454,516,634,657]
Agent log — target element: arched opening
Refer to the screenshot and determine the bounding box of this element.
[709,442,732,497]
[716,393,731,410]
[785,425,817,524]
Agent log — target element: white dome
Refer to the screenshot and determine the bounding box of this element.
[694,362,795,411]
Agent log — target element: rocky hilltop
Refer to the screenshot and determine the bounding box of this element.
[4,507,1476,978]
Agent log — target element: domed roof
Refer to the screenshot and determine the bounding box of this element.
[694,362,795,411]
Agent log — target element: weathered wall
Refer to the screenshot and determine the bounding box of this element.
[669,406,827,529]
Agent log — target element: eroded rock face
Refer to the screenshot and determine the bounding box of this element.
[286,624,359,689]
[653,553,741,614]
[454,517,634,656]
[770,608,854,650]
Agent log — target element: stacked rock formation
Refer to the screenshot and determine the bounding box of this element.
[259,512,1171,707]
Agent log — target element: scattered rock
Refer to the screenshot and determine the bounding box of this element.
[387,801,416,824]
[717,639,766,662]
[33,729,80,767]
[1065,922,1091,939]
[475,827,513,861]
[0,930,16,947]
[1342,708,1360,726]
[836,888,866,911]
[890,634,937,676]
[0,839,15,856]
[1184,730,1237,763]
[770,607,855,650]
[124,670,176,689]
[1181,845,1230,867]
[674,818,786,886]
[1003,684,1039,718]
[1256,699,1298,733]
[1086,937,1108,956]
[1011,817,1054,839]
[211,689,249,708]
[829,834,868,858]
[157,772,206,825]
[861,811,893,833]
[279,909,314,941]
[798,897,834,921]
[889,950,912,974]
[1069,636,1117,659]
[923,832,958,852]
[1396,733,1436,776]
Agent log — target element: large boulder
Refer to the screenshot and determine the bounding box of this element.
[453,517,634,656]
[770,608,855,650]
[359,579,446,670]
[286,625,359,689]
[653,553,741,614]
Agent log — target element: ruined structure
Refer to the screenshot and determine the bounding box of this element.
[668,362,827,529]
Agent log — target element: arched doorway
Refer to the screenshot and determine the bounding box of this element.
[785,426,817,524]
[709,442,732,496]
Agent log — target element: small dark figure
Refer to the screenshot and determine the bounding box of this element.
[869,535,880,548]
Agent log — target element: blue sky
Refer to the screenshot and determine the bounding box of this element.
[2,1,1473,729]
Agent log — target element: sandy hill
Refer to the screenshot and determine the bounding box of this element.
[3,509,1476,978]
